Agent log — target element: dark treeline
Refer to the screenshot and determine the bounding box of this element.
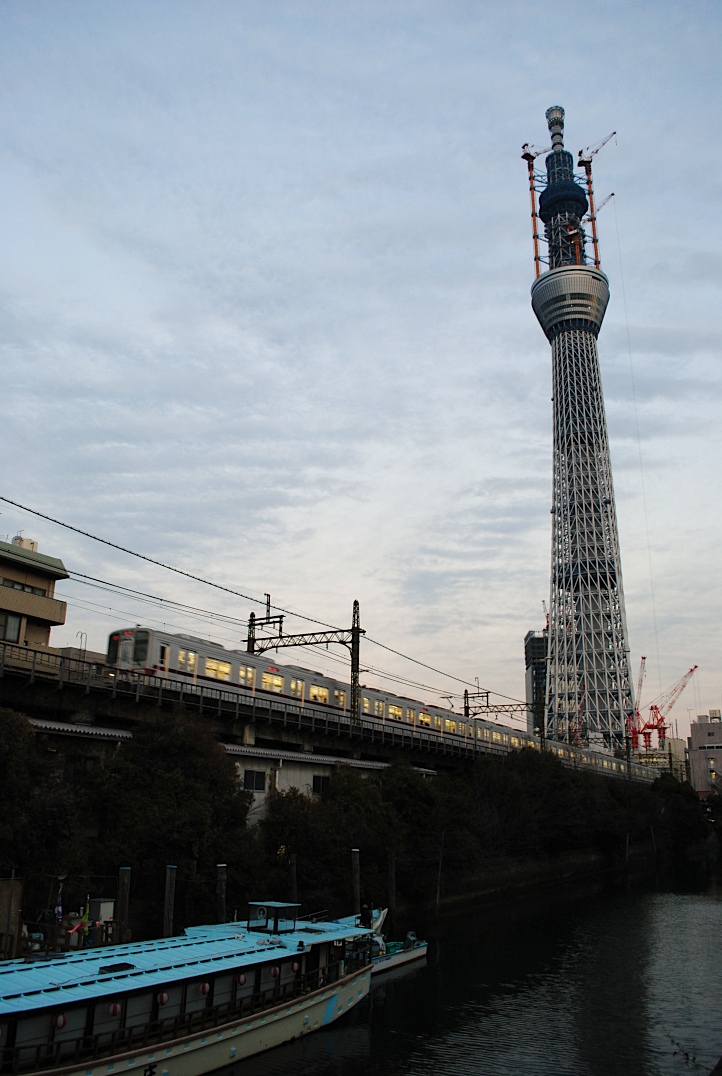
[1,707,717,939]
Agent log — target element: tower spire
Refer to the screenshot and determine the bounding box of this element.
[524,107,634,751]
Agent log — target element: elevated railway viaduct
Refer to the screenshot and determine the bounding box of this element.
[0,644,655,800]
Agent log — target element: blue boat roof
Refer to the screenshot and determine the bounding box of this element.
[0,915,372,1017]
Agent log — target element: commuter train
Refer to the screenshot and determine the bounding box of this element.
[106,625,644,780]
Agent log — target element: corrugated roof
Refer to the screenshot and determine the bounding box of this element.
[0,917,369,1016]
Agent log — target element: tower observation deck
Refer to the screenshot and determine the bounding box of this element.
[523,107,634,748]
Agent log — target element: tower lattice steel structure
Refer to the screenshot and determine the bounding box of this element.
[523,106,634,748]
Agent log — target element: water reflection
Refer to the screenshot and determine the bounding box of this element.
[222,882,722,1076]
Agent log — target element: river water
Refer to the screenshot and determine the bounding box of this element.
[225,881,722,1076]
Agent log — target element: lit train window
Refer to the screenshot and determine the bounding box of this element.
[206,658,232,681]
[239,666,255,687]
[179,650,197,671]
[492,731,502,744]
[363,697,370,713]
[459,723,466,736]
[374,700,384,717]
[335,690,346,708]
[418,712,430,727]
[433,715,441,730]
[388,705,402,721]
[263,672,284,693]
[405,709,415,724]
[290,678,304,698]
[511,736,520,747]
[445,719,457,734]
[309,685,329,703]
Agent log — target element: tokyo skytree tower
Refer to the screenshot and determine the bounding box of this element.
[522,106,634,748]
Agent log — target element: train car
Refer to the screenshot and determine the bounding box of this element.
[105,626,644,780]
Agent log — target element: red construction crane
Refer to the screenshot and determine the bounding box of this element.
[639,665,698,749]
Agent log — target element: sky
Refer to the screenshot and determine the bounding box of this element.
[1,0,720,737]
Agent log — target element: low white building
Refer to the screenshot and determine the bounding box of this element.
[687,710,722,798]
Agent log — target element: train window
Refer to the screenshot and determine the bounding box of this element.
[492,731,502,743]
[433,715,442,730]
[244,770,266,792]
[262,672,284,693]
[374,700,384,717]
[206,658,232,681]
[418,711,430,727]
[363,697,370,713]
[107,633,120,664]
[0,612,20,643]
[159,645,169,668]
[133,631,149,664]
[239,665,255,687]
[388,705,402,721]
[334,689,346,709]
[290,678,304,698]
[511,736,520,747]
[309,685,329,703]
[445,719,457,734]
[405,708,415,724]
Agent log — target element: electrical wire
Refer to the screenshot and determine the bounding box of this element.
[7,496,524,704]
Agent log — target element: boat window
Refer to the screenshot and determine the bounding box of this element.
[262,672,284,693]
[133,630,149,664]
[244,769,266,792]
[206,658,232,681]
[310,685,329,703]
[239,665,255,687]
[388,705,402,721]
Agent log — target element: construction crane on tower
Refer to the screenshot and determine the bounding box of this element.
[627,655,647,750]
[577,130,616,269]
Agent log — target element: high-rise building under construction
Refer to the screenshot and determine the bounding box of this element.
[523,106,634,748]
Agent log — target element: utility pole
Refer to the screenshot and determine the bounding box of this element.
[245,601,365,726]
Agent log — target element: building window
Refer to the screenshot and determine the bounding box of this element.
[239,666,255,687]
[2,578,46,596]
[206,658,232,681]
[290,678,304,698]
[261,671,284,693]
[388,705,402,721]
[333,689,346,709]
[244,770,266,792]
[0,612,20,643]
[312,775,330,795]
[309,685,329,704]
[374,700,385,717]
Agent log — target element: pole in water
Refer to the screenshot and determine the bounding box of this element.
[351,848,360,916]
[163,865,177,938]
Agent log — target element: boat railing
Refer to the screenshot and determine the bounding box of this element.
[1,952,371,1074]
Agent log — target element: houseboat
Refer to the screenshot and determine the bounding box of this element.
[0,902,373,1076]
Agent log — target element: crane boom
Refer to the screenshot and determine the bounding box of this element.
[578,131,616,163]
